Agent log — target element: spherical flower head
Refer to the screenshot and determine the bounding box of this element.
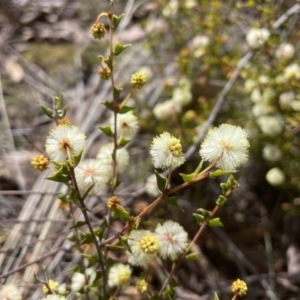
[108,264,132,288]
[0,284,22,300]
[42,279,59,294]
[262,144,282,162]
[231,279,247,297]
[45,125,86,162]
[136,278,148,294]
[40,295,67,300]
[107,195,122,210]
[153,100,181,120]
[246,28,270,49]
[90,23,106,39]
[199,124,249,170]
[140,235,160,254]
[71,268,96,292]
[110,111,139,140]
[75,159,109,194]
[155,220,188,260]
[127,230,158,266]
[31,155,49,171]
[266,167,285,186]
[130,72,147,89]
[98,67,111,80]
[97,143,129,174]
[256,115,282,136]
[150,132,185,169]
[275,43,295,60]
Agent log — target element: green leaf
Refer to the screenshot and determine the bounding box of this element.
[114,41,131,56]
[193,213,204,225]
[227,174,238,189]
[209,218,223,227]
[165,196,184,211]
[216,195,227,207]
[57,194,68,202]
[70,221,86,230]
[81,183,95,200]
[86,255,98,268]
[101,101,114,111]
[214,293,220,300]
[155,170,167,192]
[57,106,67,119]
[73,148,84,167]
[46,163,70,182]
[119,237,131,253]
[46,171,69,183]
[220,183,229,195]
[94,227,103,240]
[103,57,113,70]
[40,104,54,119]
[196,208,211,219]
[112,13,124,29]
[119,105,135,114]
[98,125,113,137]
[179,172,194,183]
[118,137,130,148]
[80,232,94,244]
[113,207,130,222]
[185,252,198,261]
[210,169,234,177]
[54,93,64,109]
[113,86,123,99]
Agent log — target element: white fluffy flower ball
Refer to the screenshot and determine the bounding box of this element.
[108,264,132,287]
[150,132,185,169]
[199,124,249,170]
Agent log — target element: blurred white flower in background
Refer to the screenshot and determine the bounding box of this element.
[275,43,295,60]
[266,168,285,186]
[256,115,283,136]
[262,144,282,162]
[246,28,270,49]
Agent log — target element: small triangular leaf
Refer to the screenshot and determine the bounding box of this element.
[209,218,223,227]
[114,41,131,56]
[165,196,184,211]
[179,172,194,183]
[101,101,114,111]
[70,221,86,230]
[98,125,113,137]
[155,170,167,192]
[112,13,124,29]
[119,105,135,114]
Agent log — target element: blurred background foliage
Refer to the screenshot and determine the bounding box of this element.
[1,0,300,299]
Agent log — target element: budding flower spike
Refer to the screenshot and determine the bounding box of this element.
[130,72,147,89]
[150,132,185,169]
[45,125,86,162]
[199,124,249,170]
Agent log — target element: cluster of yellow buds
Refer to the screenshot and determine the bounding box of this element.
[31,155,49,172]
[90,23,106,39]
[231,279,247,297]
[107,196,122,210]
[98,67,111,80]
[130,72,147,89]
